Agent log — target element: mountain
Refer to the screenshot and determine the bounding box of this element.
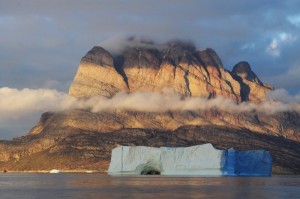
[0,40,299,174]
[69,41,271,102]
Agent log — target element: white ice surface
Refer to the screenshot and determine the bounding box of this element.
[108,143,272,176]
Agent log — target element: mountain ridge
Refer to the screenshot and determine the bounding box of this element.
[69,41,272,103]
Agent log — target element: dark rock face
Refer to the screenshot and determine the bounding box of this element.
[112,42,223,71]
[231,61,271,102]
[196,48,223,69]
[81,46,114,66]
[232,61,263,85]
[231,74,251,102]
[118,47,162,69]
[161,40,196,66]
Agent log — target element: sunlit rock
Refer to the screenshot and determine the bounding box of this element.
[69,41,272,102]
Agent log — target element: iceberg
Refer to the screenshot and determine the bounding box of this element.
[108,143,272,176]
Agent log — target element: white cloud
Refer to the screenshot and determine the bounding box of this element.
[1,87,299,120]
[265,32,297,57]
[0,87,69,120]
[266,39,280,57]
[0,1,300,93]
[287,14,300,27]
[267,88,300,103]
[241,43,256,51]
[279,32,297,42]
[1,86,299,139]
[98,35,163,55]
[0,87,69,139]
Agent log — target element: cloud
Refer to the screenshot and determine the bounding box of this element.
[287,14,300,27]
[1,86,299,139]
[1,0,300,138]
[78,90,299,114]
[265,33,298,57]
[266,39,280,57]
[1,0,300,94]
[266,88,300,103]
[98,35,196,56]
[0,87,68,139]
[1,87,299,120]
[0,87,69,120]
[99,35,162,55]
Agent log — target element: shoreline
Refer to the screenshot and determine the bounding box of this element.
[2,170,106,174]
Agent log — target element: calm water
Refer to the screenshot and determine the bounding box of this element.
[0,173,299,199]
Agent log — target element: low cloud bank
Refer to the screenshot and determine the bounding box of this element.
[266,88,300,103]
[0,87,299,139]
[1,87,300,120]
[0,87,68,120]
[73,90,296,113]
[0,87,67,139]
[99,35,158,55]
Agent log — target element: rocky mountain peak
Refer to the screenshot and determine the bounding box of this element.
[81,46,114,66]
[196,48,223,69]
[117,46,162,69]
[232,61,263,85]
[69,41,272,102]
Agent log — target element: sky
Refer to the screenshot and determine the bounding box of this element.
[0,0,300,139]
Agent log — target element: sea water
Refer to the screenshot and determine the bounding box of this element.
[0,173,299,199]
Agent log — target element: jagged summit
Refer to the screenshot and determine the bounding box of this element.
[81,46,114,66]
[69,41,271,102]
[196,48,223,69]
[232,61,263,85]
[119,46,162,69]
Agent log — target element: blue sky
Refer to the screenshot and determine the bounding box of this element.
[0,0,300,139]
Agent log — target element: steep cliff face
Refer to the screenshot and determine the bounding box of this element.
[68,47,127,98]
[232,61,272,102]
[69,42,271,102]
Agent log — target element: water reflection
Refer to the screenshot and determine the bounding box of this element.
[0,173,299,199]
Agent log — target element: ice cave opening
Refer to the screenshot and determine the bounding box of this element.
[141,169,161,175]
[136,162,161,175]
